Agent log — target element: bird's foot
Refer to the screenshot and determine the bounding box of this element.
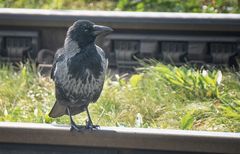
[70,124,85,132]
[85,124,100,130]
[85,120,100,130]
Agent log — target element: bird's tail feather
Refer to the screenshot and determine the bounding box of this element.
[49,101,66,118]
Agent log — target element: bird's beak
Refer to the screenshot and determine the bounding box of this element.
[93,25,113,36]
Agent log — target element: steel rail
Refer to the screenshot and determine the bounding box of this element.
[0,8,240,31]
[0,122,239,154]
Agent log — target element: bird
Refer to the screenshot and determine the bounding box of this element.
[48,20,112,131]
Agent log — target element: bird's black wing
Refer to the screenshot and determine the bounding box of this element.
[51,48,64,80]
[91,46,108,103]
[50,48,69,103]
[49,48,69,118]
[96,45,108,73]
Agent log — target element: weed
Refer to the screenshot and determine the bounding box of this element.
[0,62,239,132]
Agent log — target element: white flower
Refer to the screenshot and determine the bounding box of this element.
[202,70,208,77]
[135,113,143,127]
[4,108,8,116]
[110,81,119,86]
[115,74,120,80]
[216,70,222,85]
[202,5,207,10]
[34,108,38,116]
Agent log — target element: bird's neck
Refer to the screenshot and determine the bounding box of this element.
[64,37,80,53]
[78,40,95,49]
[64,37,95,53]
[81,42,95,49]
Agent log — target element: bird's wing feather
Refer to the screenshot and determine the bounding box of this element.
[48,100,66,118]
[50,48,70,104]
[91,46,108,102]
[96,45,108,72]
[51,48,65,80]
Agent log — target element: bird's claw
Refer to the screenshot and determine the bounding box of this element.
[70,123,99,132]
[70,124,85,132]
[85,119,100,130]
[85,124,100,130]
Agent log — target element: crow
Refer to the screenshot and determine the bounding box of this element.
[49,20,112,131]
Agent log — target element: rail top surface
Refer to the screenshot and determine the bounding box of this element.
[0,8,240,31]
[0,122,239,154]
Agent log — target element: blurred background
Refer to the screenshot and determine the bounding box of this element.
[0,0,239,13]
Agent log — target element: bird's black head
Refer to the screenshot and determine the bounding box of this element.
[67,20,113,48]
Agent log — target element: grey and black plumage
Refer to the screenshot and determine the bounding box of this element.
[49,20,112,131]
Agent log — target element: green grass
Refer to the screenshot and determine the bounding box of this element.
[0,62,239,132]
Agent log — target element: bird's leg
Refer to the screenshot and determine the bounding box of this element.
[85,106,99,130]
[67,107,84,132]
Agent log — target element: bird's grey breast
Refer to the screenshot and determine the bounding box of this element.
[55,46,106,104]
